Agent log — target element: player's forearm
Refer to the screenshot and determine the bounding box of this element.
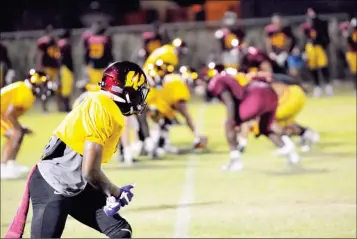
[84,168,121,198]
[185,115,196,135]
[136,113,150,139]
[82,141,121,197]
[5,108,23,131]
[176,102,197,135]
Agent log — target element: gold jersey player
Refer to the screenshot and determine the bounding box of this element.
[4,61,150,238]
[1,70,50,179]
[83,22,114,91]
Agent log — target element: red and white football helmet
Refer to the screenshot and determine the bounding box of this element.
[99,61,150,116]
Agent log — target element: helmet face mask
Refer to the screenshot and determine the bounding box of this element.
[100,61,150,116]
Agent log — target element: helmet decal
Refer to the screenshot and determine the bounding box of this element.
[125,71,146,90]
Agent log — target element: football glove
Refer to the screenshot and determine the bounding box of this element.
[119,184,135,207]
[103,184,135,217]
[103,196,121,217]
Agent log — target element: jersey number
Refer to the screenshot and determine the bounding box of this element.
[126,71,145,90]
[270,33,286,48]
[89,43,104,59]
[147,40,161,54]
[47,46,60,59]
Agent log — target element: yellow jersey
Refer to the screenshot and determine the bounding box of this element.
[160,73,190,106]
[143,44,179,73]
[0,81,35,117]
[54,91,124,163]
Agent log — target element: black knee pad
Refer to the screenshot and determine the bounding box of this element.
[108,223,132,238]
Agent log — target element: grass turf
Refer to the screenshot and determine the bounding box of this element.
[1,92,356,238]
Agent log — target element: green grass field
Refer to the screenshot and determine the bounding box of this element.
[1,92,356,238]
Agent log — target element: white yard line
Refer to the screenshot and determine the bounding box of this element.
[173,106,206,238]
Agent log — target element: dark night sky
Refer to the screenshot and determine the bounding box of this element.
[0,0,207,31]
[1,0,355,32]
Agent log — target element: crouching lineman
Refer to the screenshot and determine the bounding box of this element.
[1,70,50,179]
[5,61,149,238]
[144,38,207,154]
[208,71,300,171]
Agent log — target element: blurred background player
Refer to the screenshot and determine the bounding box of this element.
[143,38,207,155]
[137,21,165,66]
[1,70,50,179]
[57,29,74,112]
[82,21,114,92]
[265,13,297,74]
[239,46,275,73]
[340,14,357,94]
[214,14,245,69]
[208,71,300,171]
[0,41,15,88]
[36,25,60,112]
[302,8,332,97]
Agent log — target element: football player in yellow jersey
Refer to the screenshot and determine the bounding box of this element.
[1,70,50,179]
[5,61,149,238]
[143,40,207,154]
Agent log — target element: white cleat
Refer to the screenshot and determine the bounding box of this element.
[275,135,295,156]
[286,152,301,166]
[156,147,166,157]
[1,163,22,180]
[301,144,311,153]
[164,144,179,154]
[221,159,244,171]
[324,84,334,97]
[300,130,320,152]
[312,87,323,98]
[7,161,29,173]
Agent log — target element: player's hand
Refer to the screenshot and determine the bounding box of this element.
[119,184,135,207]
[193,136,208,149]
[103,196,121,217]
[22,127,33,135]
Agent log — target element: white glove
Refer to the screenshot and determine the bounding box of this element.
[5,69,15,84]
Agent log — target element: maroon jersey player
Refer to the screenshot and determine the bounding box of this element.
[208,72,300,171]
